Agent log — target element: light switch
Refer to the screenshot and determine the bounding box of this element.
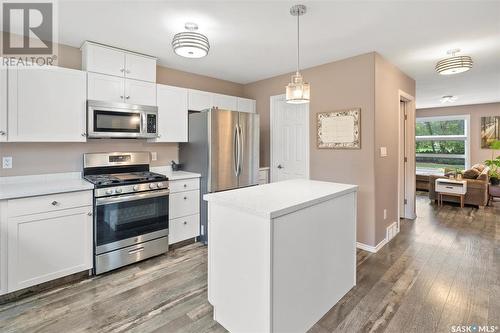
[380,147,388,157]
[2,156,12,169]
[151,152,157,161]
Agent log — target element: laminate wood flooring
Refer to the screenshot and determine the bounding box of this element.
[1,194,498,332]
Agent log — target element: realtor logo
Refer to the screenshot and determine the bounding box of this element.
[2,2,53,55]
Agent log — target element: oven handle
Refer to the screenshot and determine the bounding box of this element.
[96,189,170,206]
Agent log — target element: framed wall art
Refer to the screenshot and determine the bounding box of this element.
[317,108,361,149]
[481,116,500,148]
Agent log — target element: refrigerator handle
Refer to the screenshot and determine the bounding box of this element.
[233,124,239,177]
[237,124,243,176]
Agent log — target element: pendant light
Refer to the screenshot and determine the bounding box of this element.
[286,4,310,104]
[172,22,210,58]
[435,49,473,75]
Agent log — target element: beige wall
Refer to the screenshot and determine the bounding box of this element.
[243,53,378,245]
[0,37,243,177]
[374,54,416,243]
[417,102,500,165]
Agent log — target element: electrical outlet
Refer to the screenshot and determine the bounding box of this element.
[2,156,12,169]
[383,209,387,220]
[151,152,157,161]
[380,147,388,157]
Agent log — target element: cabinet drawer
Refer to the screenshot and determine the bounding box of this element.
[8,191,92,217]
[169,214,200,244]
[169,178,200,193]
[169,190,200,219]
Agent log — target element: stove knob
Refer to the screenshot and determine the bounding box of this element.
[157,182,163,188]
[115,188,123,194]
[149,183,157,189]
[106,189,114,195]
[133,185,140,191]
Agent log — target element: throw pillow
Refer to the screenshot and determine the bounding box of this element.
[472,164,485,172]
[463,168,481,179]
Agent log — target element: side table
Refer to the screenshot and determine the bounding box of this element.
[435,178,467,208]
[488,184,500,206]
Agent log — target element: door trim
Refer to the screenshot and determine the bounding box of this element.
[398,90,416,221]
[270,94,310,182]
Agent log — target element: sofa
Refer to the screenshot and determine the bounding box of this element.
[428,165,490,208]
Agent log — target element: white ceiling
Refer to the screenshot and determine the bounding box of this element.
[55,1,500,108]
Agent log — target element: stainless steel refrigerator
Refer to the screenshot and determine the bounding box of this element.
[179,108,259,243]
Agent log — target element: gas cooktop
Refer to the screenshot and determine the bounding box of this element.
[84,171,167,187]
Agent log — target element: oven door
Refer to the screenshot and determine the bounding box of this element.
[95,189,169,254]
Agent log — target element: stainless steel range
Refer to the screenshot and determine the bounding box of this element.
[83,152,169,275]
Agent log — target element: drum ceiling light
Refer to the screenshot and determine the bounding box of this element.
[286,4,310,104]
[435,49,473,75]
[172,22,210,58]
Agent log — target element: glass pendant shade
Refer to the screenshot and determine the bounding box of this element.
[435,55,473,75]
[286,72,310,104]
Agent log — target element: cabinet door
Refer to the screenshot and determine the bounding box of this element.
[169,190,200,219]
[125,79,156,106]
[213,93,237,111]
[0,60,7,142]
[188,89,213,111]
[154,84,188,142]
[8,66,87,142]
[237,97,256,113]
[169,214,200,244]
[7,207,93,292]
[83,43,125,77]
[125,53,156,83]
[87,72,125,103]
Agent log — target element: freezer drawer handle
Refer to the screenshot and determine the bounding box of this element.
[128,247,145,255]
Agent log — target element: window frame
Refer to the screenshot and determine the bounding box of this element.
[415,115,471,171]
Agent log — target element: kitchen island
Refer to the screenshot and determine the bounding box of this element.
[203,179,358,333]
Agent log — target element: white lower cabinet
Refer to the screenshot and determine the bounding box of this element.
[0,190,93,295]
[169,178,200,244]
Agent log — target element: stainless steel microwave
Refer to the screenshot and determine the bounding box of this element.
[87,100,158,139]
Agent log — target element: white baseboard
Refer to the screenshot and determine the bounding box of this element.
[356,238,387,253]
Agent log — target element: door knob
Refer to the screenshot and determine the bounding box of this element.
[277,164,283,169]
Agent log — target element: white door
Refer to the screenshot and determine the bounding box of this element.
[0,60,7,141]
[87,72,125,103]
[237,97,256,113]
[8,66,87,142]
[155,84,188,142]
[213,93,237,110]
[188,89,213,111]
[7,207,93,292]
[124,79,156,106]
[124,53,156,83]
[84,43,125,77]
[270,94,309,182]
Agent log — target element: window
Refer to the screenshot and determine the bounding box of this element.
[416,115,470,174]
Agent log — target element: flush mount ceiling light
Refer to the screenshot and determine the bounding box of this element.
[435,49,473,75]
[172,22,210,58]
[440,95,458,103]
[286,4,310,104]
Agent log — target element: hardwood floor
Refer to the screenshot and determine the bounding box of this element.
[0,194,498,333]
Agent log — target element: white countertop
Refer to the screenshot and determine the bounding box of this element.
[203,179,357,218]
[0,172,94,200]
[150,166,201,180]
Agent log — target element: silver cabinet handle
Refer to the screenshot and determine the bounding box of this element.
[51,201,59,206]
[81,133,86,137]
[183,221,187,225]
[183,184,187,188]
[0,131,6,136]
[120,95,124,99]
[120,68,125,73]
[183,196,187,200]
[125,96,130,100]
[128,247,144,255]
[125,69,130,74]
[87,211,93,216]
[277,164,283,169]
[157,134,161,138]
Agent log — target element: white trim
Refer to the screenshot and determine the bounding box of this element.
[398,90,416,220]
[270,94,310,183]
[356,238,387,253]
[416,153,466,159]
[416,135,467,141]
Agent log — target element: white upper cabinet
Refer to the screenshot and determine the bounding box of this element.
[125,53,156,82]
[213,93,238,110]
[82,42,156,83]
[0,60,7,141]
[188,89,213,111]
[87,72,125,103]
[237,97,256,113]
[154,84,188,142]
[125,79,156,106]
[82,42,125,77]
[8,66,87,142]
